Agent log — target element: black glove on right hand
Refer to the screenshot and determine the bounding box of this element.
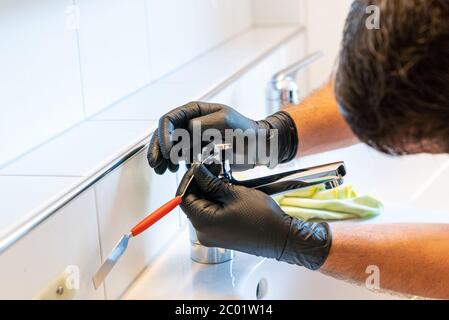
[148,101,298,174]
[177,164,332,270]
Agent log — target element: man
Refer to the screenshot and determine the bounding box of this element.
[148,0,449,299]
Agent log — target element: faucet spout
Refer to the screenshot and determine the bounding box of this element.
[266,51,324,113]
[230,162,346,196]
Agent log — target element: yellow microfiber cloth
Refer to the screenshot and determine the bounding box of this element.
[273,184,383,222]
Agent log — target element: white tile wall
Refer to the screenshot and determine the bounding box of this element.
[195,0,252,53]
[306,0,353,88]
[252,0,303,26]
[161,27,298,86]
[94,150,180,299]
[229,0,253,37]
[0,189,103,299]
[0,120,156,176]
[93,26,302,122]
[146,0,198,81]
[252,0,353,89]
[76,0,151,116]
[146,0,252,81]
[232,50,282,119]
[0,0,84,166]
[233,32,308,119]
[279,32,311,98]
[93,82,207,121]
[0,0,254,168]
[208,31,306,120]
[0,176,78,236]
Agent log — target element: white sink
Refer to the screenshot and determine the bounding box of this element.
[239,258,403,300]
[123,144,449,300]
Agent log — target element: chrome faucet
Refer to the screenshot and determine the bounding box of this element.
[189,144,235,264]
[266,51,324,113]
[188,144,346,264]
[230,162,346,196]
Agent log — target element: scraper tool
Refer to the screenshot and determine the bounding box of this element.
[92,174,194,289]
[91,151,218,290]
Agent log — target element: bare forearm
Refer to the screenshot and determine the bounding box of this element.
[322,223,449,299]
[284,81,358,156]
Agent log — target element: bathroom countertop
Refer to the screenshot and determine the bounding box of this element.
[122,198,449,300]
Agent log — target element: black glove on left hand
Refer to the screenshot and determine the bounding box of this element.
[148,101,298,174]
[177,164,332,270]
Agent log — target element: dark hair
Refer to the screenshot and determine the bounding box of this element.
[335,0,449,155]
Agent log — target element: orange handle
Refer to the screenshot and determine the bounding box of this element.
[130,196,182,237]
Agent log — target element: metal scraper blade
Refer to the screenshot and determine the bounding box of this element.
[92,232,132,289]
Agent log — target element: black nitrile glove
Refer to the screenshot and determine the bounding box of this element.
[148,101,298,174]
[177,164,332,270]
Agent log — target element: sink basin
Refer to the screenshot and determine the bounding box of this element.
[123,144,449,300]
[239,258,403,300]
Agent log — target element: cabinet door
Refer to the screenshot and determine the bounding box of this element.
[0,189,103,300]
[95,148,180,299]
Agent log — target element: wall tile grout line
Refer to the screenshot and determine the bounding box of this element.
[142,0,153,83]
[0,173,83,178]
[93,186,108,300]
[0,119,87,171]
[88,118,159,122]
[73,0,88,119]
[80,25,284,123]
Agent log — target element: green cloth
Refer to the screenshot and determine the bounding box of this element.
[274,184,383,222]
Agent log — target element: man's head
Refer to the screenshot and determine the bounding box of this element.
[335,0,449,155]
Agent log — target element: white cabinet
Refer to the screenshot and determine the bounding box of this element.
[94,149,180,299]
[76,0,151,116]
[0,189,103,300]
